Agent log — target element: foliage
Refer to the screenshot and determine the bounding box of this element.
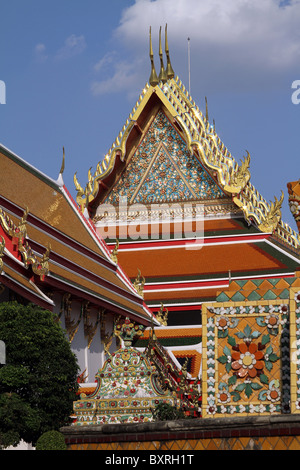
[36,430,67,450]
[0,392,40,448]
[0,301,79,448]
[152,402,186,421]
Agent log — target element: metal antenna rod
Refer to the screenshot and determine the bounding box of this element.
[187,37,191,95]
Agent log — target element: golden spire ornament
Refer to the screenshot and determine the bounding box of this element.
[165,24,174,80]
[158,26,167,83]
[149,26,159,87]
[60,146,65,175]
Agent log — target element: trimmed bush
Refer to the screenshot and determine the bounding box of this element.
[152,402,186,421]
[36,430,67,451]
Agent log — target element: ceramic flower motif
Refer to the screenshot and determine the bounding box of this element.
[218,324,279,400]
[256,314,280,335]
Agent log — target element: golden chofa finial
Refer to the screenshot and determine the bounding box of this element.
[149,26,159,87]
[165,24,174,80]
[205,96,209,121]
[60,146,65,175]
[56,146,65,186]
[158,26,167,83]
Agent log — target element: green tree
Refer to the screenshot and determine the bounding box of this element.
[0,301,79,448]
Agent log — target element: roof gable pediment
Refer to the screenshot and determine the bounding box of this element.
[103,109,227,207]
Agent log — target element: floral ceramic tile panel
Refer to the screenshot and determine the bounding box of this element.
[202,301,290,417]
[291,289,300,413]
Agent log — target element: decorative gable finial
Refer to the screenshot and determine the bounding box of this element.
[57,146,65,187]
[156,302,168,326]
[158,26,167,83]
[60,146,65,175]
[258,191,284,233]
[133,269,145,297]
[149,26,159,87]
[205,96,209,122]
[165,24,174,80]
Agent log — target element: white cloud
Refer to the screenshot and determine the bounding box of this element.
[94,51,117,72]
[91,58,141,96]
[34,43,48,62]
[112,0,300,93]
[55,34,86,60]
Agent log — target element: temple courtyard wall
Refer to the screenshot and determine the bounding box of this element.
[61,414,300,451]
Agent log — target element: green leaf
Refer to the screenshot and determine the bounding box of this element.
[245,383,253,398]
[266,345,273,355]
[251,331,261,339]
[269,353,279,363]
[218,330,227,338]
[218,382,228,391]
[228,375,237,386]
[235,383,246,392]
[259,374,269,385]
[251,382,263,390]
[261,334,270,345]
[230,391,241,402]
[265,361,273,372]
[244,324,251,337]
[217,355,228,364]
[225,362,232,374]
[235,331,245,339]
[256,317,265,327]
[227,335,236,347]
[268,327,278,336]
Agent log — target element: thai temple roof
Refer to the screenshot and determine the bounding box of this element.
[74,26,300,257]
[0,142,156,325]
[69,25,300,319]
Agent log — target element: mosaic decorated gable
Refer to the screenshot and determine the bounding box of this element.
[202,300,290,418]
[73,346,179,425]
[73,317,201,425]
[104,110,227,206]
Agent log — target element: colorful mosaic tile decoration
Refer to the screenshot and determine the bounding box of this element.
[290,288,300,414]
[73,317,201,425]
[202,300,290,418]
[104,110,227,206]
[73,318,178,425]
[216,277,300,303]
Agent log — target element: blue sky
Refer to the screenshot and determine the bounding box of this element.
[1,0,300,230]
